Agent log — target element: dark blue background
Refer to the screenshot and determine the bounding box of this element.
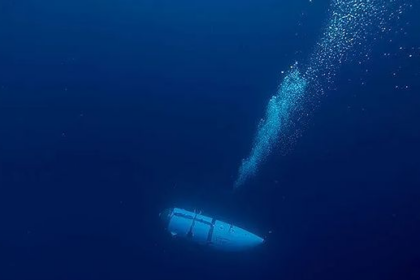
[0,0,419,279]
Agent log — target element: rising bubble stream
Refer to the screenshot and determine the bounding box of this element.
[234,0,408,189]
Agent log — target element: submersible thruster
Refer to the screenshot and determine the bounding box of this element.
[160,208,264,251]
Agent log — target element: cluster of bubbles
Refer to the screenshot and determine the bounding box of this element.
[306,0,407,87]
[234,0,409,189]
[234,69,307,189]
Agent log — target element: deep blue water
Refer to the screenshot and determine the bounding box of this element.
[1,1,420,279]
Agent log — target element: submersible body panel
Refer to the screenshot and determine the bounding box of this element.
[160,208,264,251]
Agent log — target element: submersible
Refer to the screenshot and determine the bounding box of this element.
[160,208,264,251]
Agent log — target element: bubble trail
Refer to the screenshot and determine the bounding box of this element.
[234,69,307,189]
[234,0,406,189]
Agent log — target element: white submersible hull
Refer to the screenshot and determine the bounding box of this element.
[160,208,264,251]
